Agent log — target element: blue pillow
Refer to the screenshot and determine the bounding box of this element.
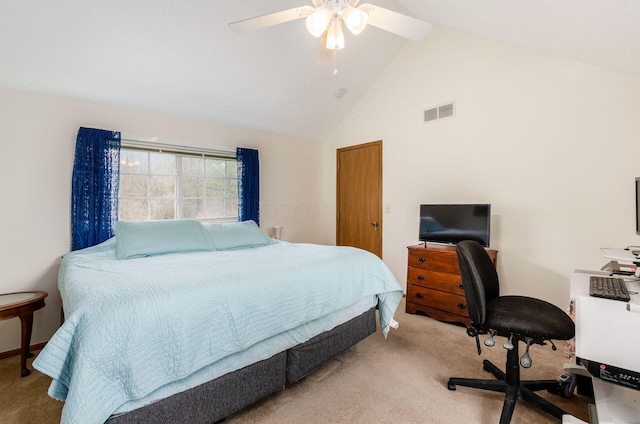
[204,220,272,250]
[114,219,214,259]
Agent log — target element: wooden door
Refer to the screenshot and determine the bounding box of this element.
[336,141,382,258]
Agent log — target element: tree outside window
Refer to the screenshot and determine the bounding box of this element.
[118,148,238,222]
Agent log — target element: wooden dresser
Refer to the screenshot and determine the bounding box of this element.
[406,244,498,327]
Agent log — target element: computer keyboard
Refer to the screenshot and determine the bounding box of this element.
[589,276,631,302]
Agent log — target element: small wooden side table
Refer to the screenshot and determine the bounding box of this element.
[0,291,47,376]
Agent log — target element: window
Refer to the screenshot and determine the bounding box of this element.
[118,144,238,222]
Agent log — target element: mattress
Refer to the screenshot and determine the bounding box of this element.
[107,306,377,423]
[34,239,403,424]
[115,296,377,415]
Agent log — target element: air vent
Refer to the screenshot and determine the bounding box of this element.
[424,108,438,122]
[423,102,455,123]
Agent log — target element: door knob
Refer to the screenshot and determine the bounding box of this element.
[371,221,378,227]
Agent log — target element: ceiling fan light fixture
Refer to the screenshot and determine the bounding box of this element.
[306,8,332,37]
[342,6,368,35]
[325,19,345,50]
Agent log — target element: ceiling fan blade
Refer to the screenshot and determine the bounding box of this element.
[229,6,314,32]
[312,0,324,7]
[348,0,361,6]
[363,4,433,41]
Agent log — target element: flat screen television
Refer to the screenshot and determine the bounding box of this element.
[419,204,491,247]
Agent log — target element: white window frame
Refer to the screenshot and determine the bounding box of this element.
[118,139,238,222]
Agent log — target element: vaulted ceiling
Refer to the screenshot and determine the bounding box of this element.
[1,0,639,141]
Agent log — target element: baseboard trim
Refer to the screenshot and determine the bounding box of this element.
[0,342,47,360]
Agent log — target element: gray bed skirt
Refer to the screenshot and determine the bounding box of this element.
[286,306,377,383]
[106,307,377,424]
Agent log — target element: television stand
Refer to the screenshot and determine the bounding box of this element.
[406,243,498,326]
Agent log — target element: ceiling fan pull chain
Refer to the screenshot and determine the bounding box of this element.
[333,50,338,75]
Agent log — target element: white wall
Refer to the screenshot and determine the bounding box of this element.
[4,26,640,353]
[0,86,325,353]
[323,27,640,309]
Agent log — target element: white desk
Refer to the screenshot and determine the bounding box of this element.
[569,272,640,424]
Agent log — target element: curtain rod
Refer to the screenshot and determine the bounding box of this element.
[121,138,236,159]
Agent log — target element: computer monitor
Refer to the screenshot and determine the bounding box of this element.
[636,177,640,236]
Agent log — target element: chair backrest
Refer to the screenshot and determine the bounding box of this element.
[456,240,500,326]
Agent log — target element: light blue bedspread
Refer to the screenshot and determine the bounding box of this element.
[34,239,402,424]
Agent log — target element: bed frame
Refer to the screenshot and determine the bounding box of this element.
[106,307,377,424]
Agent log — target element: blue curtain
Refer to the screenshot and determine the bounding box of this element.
[71,127,121,251]
[236,147,260,224]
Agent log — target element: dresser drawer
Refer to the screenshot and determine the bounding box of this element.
[407,248,460,273]
[405,301,471,327]
[407,267,464,295]
[406,285,467,316]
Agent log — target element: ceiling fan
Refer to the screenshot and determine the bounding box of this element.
[229,0,433,51]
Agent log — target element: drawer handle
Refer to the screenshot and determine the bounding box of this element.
[457,283,464,290]
[416,293,424,299]
[417,275,424,281]
[418,257,426,263]
[457,302,466,310]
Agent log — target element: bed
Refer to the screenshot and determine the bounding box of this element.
[33,220,403,424]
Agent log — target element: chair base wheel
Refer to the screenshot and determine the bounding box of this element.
[448,359,570,424]
[555,373,577,398]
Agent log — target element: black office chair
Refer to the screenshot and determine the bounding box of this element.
[448,240,575,423]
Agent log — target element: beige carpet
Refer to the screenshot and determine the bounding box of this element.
[0,299,590,423]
